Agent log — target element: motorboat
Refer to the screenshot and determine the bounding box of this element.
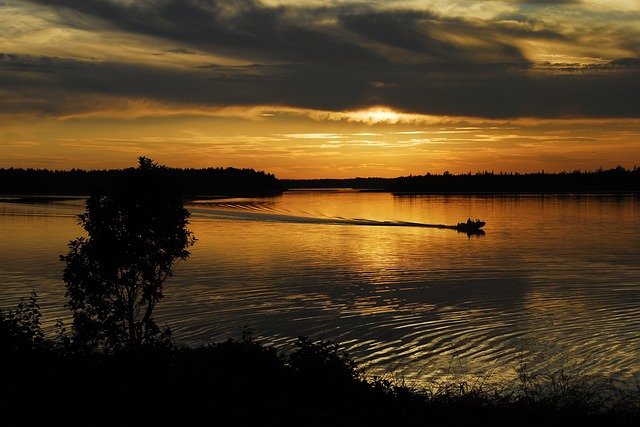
[455,218,486,232]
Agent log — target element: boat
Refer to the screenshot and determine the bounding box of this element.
[455,218,486,232]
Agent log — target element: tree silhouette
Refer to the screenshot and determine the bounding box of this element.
[60,157,196,356]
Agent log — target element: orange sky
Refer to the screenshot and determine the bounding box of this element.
[1,1,639,179]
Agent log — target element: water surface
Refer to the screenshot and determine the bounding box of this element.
[1,191,638,386]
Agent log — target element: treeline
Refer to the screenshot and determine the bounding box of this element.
[281,177,389,190]
[2,165,639,196]
[0,166,284,197]
[389,166,640,194]
[283,166,640,194]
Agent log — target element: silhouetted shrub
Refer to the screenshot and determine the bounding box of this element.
[0,292,50,359]
[60,157,196,357]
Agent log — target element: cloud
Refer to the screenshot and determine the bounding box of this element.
[3,0,639,120]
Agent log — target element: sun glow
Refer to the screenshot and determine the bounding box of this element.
[333,107,450,125]
[350,107,403,124]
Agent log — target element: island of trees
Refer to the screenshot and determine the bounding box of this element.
[0,164,284,197]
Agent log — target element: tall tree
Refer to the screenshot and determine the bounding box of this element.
[61,157,196,355]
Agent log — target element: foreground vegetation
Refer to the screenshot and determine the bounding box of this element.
[2,294,639,425]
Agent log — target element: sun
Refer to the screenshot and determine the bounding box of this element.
[346,107,406,124]
[339,106,448,125]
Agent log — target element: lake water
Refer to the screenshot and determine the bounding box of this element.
[1,190,639,387]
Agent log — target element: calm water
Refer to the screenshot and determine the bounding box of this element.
[1,191,639,386]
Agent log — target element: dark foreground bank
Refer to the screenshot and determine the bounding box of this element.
[3,334,639,427]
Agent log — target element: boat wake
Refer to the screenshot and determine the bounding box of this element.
[188,201,482,233]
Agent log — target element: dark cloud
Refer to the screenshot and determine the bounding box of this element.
[8,0,640,119]
[27,0,388,66]
[164,48,198,55]
[512,1,581,3]
[338,9,528,64]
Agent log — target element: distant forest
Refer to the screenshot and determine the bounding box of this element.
[1,165,638,196]
[284,166,640,194]
[0,166,284,197]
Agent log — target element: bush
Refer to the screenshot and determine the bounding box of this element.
[0,292,50,359]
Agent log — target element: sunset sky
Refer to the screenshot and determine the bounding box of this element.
[1,0,639,179]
